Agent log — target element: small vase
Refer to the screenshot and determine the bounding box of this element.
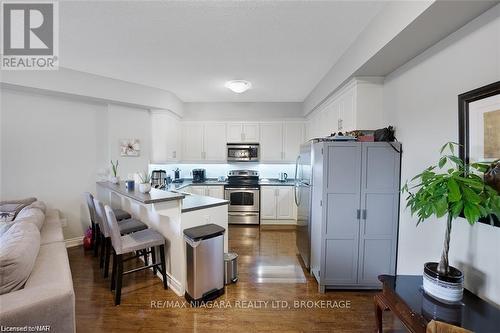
[423,262,463,303]
[110,176,120,184]
[139,183,151,194]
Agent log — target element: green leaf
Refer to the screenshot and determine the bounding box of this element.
[451,201,463,218]
[463,202,480,225]
[447,178,461,202]
[435,196,448,218]
[462,186,481,204]
[439,157,447,168]
[447,155,464,168]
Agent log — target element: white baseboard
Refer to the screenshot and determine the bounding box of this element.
[65,236,83,248]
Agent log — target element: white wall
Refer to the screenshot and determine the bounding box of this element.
[383,4,500,305]
[0,88,152,239]
[184,102,303,121]
[107,104,151,179]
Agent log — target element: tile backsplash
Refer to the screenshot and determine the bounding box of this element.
[149,163,296,180]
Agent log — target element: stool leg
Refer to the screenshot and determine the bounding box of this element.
[104,238,111,278]
[111,251,117,291]
[91,222,96,250]
[151,247,157,275]
[115,254,123,305]
[93,225,100,257]
[159,244,168,290]
[99,233,105,269]
[143,249,149,266]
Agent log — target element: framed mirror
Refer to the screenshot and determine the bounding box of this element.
[458,81,500,227]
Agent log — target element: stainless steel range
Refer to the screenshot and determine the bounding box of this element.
[224,170,260,225]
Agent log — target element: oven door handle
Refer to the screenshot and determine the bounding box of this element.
[228,212,260,216]
[225,187,260,191]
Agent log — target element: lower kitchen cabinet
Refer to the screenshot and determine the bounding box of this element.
[260,186,297,223]
[184,185,224,199]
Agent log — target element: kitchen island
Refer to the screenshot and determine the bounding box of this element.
[96,181,229,296]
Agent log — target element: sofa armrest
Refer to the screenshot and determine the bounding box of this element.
[0,284,75,333]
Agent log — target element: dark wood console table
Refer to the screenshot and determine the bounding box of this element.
[374,275,500,333]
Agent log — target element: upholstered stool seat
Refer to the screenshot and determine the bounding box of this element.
[113,208,131,221]
[120,229,165,253]
[118,218,147,235]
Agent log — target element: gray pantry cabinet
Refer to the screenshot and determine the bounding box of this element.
[310,142,401,292]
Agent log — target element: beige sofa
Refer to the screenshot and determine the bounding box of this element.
[0,209,76,332]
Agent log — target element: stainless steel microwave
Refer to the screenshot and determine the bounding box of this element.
[226,143,259,162]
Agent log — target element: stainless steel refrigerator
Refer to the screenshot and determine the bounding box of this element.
[294,142,313,270]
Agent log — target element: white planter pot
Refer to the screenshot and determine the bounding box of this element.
[423,262,463,303]
[139,183,151,194]
[110,176,120,184]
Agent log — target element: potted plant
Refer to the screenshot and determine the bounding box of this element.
[110,160,119,184]
[138,171,152,194]
[402,142,499,303]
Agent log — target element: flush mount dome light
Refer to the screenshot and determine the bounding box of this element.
[225,80,252,93]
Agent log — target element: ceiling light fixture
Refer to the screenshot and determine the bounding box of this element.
[225,80,252,93]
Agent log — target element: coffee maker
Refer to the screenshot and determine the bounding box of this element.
[192,169,206,183]
[151,170,167,189]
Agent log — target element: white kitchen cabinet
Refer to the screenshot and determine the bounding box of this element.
[184,185,225,199]
[260,122,304,162]
[260,186,297,222]
[206,186,224,199]
[226,122,260,143]
[182,122,226,162]
[189,186,207,196]
[150,110,181,163]
[283,122,304,162]
[182,123,204,161]
[260,122,283,161]
[276,187,295,219]
[305,77,383,140]
[204,123,227,161]
[260,187,278,219]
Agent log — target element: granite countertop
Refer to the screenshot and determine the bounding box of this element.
[181,195,229,213]
[168,178,296,189]
[258,178,296,186]
[97,181,184,204]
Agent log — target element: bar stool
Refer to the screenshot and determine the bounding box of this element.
[84,192,132,257]
[93,198,149,278]
[104,205,168,305]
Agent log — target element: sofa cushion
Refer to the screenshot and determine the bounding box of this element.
[0,197,37,222]
[15,206,45,230]
[0,222,41,295]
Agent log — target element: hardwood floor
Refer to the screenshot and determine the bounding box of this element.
[68,225,403,332]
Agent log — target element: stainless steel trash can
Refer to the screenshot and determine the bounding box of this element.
[224,252,238,284]
[184,224,225,305]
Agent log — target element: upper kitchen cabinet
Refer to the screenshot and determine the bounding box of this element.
[283,122,305,161]
[182,122,204,161]
[204,123,227,161]
[305,77,384,140]
[226,122,260,143]
[150,110,181,163]
[260,122,283,161]
[260,122,305,162]
[182,122,227,162]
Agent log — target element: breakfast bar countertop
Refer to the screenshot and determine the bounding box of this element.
[96,181,185,204]
[181,195,229,213]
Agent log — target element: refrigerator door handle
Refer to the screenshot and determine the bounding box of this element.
[362,209,367,220]
[356,209,361,219]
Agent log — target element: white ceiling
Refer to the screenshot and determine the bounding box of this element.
[59,1,387,102]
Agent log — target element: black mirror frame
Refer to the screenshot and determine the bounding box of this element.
[458,81,500,227]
